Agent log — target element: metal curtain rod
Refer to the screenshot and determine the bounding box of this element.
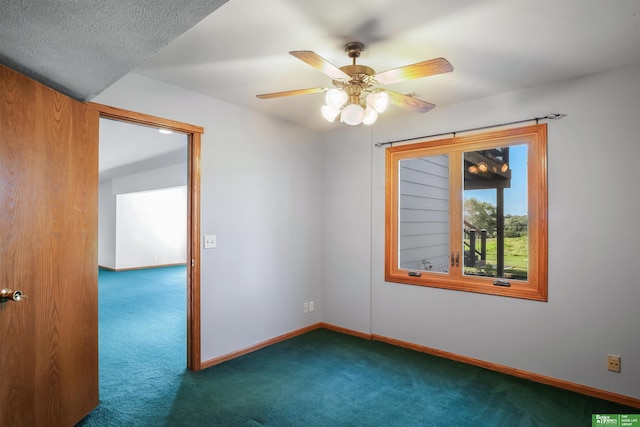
[373,113,567,148]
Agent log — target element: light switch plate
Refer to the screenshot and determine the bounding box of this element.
[203,235,216,249]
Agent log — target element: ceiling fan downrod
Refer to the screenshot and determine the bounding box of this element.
[339,41,376,88]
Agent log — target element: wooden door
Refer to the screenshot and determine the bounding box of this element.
[0,64,99,426]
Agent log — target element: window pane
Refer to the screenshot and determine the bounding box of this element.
[463,145,528,280]
[398,155,449,273]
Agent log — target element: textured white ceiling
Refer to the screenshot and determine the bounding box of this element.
[0,0,228,101]
[0,0,226,178]
[134,0,640,131]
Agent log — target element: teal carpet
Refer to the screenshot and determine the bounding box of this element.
[78,266,636,426]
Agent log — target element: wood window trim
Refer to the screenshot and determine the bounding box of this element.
[385,124,548,301]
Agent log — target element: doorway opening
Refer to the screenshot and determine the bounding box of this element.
[92,102,203,371]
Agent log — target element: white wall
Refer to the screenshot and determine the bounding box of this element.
[98,164,188,270]
[321,63,640,399]
[321,127,374,335]
[115,187,187,269]
[112,163,187,194]
[98,181,116,268]
[93,74,323,361]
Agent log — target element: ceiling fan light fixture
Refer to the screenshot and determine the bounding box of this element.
[325,88,347,109]
[341,103,365,125]
[366,91,389,113]
[257,42,453,127]
[321,105,341,122]
[363,107,378,125]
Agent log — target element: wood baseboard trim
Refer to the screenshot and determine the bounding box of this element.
[98,263,186,272]
[200,323,323,370]
[320,322,372,340]
[371,334,640,409]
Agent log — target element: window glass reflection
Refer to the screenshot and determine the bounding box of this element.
[463,145,528,280]
[398,155,450,273]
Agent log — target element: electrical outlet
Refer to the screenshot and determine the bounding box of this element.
[608,355,621,373]
[203,235,216,249]
[309,301,314,312]
[303,302,309,313]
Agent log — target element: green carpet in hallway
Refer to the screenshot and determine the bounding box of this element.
[77,266,636,426]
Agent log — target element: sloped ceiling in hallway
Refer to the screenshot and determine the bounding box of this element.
[0,0,228,101]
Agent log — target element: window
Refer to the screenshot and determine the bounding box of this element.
[385,124,547,301]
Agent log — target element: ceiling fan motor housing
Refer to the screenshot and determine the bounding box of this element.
[335,65,378,106]
[344,41,365,59]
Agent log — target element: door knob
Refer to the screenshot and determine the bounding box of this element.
[0,289,27,303]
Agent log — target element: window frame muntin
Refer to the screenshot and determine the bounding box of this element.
[385,124,548,301]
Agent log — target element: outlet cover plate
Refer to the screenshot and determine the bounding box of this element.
[608,355,621,372]
[203,235,216,249]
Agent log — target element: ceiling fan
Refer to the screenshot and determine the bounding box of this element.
[256,41,453,125]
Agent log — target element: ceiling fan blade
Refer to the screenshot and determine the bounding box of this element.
[386,90,435,113]
[375,57,453,85]
[289,51,350,80]
[256,87,326,99]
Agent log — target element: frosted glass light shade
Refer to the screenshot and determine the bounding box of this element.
[321,105,341,122]
[325,89,347,109]
[362,107,378,125]
[366,91,389,113]
[341,104,365,125]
